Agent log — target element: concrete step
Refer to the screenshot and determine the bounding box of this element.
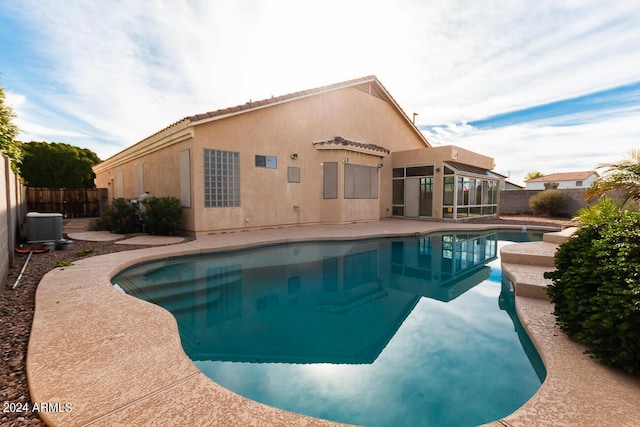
[543,226,578,244]
[500,241,558,268]
[502,263,553,300]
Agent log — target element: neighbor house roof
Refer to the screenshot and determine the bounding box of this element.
[526,171,599,183]
[313,136,391,156]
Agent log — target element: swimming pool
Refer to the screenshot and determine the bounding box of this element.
[113,230,545,426]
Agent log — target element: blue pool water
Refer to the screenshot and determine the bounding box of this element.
[113,231,546,427]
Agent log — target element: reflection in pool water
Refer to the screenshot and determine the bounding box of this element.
[114,231,545,427]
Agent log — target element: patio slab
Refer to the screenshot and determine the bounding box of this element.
[114,235,185,245]
[67,231,125,242]
[66,231,185,245]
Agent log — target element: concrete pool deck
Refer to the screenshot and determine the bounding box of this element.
[27,219,640,426]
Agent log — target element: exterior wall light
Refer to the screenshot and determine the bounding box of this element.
[290,153,298,160]
[342,158,349,163]
[377,163,383,168]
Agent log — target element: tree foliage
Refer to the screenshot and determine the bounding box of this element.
[19,141,101,188]
[587,148,640,207]
[0,82,21,169]
[524,171,544,181]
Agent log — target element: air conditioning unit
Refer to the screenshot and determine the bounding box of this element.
[27,212,63,243]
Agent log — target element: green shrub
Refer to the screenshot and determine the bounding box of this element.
[77,247,94,257]
[573,196,621,226]
[142,196,182,235]
[544,210,640,372]
[529,189,566,216]
[99,198,139,234]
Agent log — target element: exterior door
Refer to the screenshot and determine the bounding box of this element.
[405,178,420,217]
[419,177,433,217]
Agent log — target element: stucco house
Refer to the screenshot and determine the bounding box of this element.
[94,76,499,236]
[524,171,599,190]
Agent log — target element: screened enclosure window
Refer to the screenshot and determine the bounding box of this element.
[406,165,434,177]
[204,149,240,207]
[344,164,378,199]
[392,179,404,205]
[255,155,277,169]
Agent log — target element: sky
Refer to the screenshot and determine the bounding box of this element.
[1,0,638,185]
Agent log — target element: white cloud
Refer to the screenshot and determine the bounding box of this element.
[4,90,25,108]
[430,111,639,185]
[2,0,639,161]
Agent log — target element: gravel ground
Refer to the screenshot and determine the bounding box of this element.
[0,215,571,426]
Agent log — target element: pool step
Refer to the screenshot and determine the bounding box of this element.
[499,228,577,301]
[500,241,558,268]
[502,263,553,300]
[543,226,578,244]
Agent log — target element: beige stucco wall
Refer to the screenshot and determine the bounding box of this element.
[393,145,494,170]
[95,133,196,232]
[188,86,427,234]
[95,84,428,235]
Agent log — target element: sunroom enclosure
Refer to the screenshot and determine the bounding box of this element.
[443,163,498,219]
[393,162,498,220]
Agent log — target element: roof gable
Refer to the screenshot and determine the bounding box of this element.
[96,76,429,169]
[187,75,394,124]
[158,75,428,145]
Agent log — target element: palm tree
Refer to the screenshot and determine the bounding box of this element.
[524,170,544,181]
[587,149,640,207]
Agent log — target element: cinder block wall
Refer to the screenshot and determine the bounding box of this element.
[1,155,23,286]
[499,188,590,217]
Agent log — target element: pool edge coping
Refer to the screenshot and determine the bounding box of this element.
[26,220,640,426]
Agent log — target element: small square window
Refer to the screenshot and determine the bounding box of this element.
[576,180,583,187]
[255,155,277,169]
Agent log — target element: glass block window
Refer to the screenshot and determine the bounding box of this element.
[204,149,240,207]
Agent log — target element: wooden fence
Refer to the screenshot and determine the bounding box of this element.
[27,187,108,218]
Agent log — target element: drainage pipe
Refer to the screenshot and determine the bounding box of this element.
[12,250,34,289]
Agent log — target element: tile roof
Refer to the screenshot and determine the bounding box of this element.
[186,75,382,124]
[526,171,598,182]
[313,136,391,155]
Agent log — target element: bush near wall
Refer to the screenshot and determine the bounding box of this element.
[98,198,139,234]
[142,196,182,236]
[499,188,589,216]
[528,189,566,216]
[545,210,640,373]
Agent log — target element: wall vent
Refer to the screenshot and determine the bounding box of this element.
[353,82,389,102]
